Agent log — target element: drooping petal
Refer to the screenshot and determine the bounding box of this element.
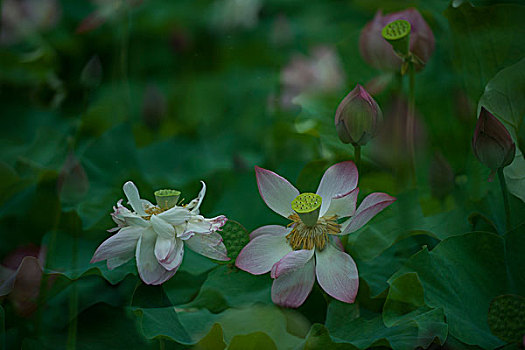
[119,211,150,228]
[150,215,176,239]
[157,206,191,225]
[90,226,142,263]
[316,162,358,216]
[123,181,147,216]
[235,232,292,275]
[185,232,230,261]
[107,255,133,270]
[315,243,358,303]
[157,238,184,271]
[255,166,300,218]
[185,181,206,214]
[154,236,173,262]
[271,249,314,278]
[184,215,227,235]
[271,258,315,308]
[249,225,290,240]
[323,187,359,218]
[136,229,177,285]
[341,192,396,234]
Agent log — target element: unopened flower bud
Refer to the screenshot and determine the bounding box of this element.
[359,8,435,71]
[472,107,515,171]
[57,151,89,203]
[335,84,382,146]
[80,55,102,89]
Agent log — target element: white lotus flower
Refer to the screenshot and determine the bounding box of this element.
[91,181,228,285]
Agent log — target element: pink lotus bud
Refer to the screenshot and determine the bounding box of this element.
[429,152,454,200]
[359,8,435,71]
[142,84,167,130]
[57,151,89,203]
[472,107,515,171]
[335,84,382,146]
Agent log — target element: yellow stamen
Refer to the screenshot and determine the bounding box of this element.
[286,213,341,250]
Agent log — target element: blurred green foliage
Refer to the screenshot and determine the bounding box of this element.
[0,0,524,349]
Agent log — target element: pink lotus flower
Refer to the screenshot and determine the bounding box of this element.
[359,8,435,71]
[235,162,395,308]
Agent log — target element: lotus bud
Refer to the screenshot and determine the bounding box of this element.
[472,107,515,171]
[429,152,454,200]
[335,84,382,146]
[359,8,435,71]
[80,55,102,89]
[57,150,89,203]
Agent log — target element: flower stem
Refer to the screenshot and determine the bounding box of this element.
[353,144,361,172]
[497,168,511,232]
[406,61,416,185]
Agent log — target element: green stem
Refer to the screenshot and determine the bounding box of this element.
[497,168,511,232]
[159,338,165,350]
[353,144,361,172]
[407,62,416,185]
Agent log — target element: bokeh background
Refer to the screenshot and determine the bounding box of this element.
[1,0,524,349]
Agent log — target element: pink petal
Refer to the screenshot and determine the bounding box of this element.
[316,162,358,216]
[271,249,314,278]
[235,232,292,275]
[323,187,359,218]
[91,226,142,263]
[185,232,230,261]
[136,229,177,285]
[271,258,315,308]
[255,166,299,218]
[249,225,289,240]
[315,244,359,303]
[341,192,396,234]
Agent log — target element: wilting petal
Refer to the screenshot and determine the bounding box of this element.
[185,215,227,235]
[250,225,289,240]
[107,255,133,270]
[123,181,147,216]
[0,257,42,297]
[185,232,230,261]
[185,181,206,214]
[236,232,292,274]
[271,258,315,308]
[323,187,359,218]
[157,238,184,271]
[315,244,358,303]
[136,229,176,285]
[271,249,314,278]
[157,206,191,225]
[341,192,396,234]
[119,211,149,227]
[255,166,300,218]
[90,226,142,263]
[316,162,358,216]
[150,215,175,239]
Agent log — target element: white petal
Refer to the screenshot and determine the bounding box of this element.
[271,249,314,278]
[154,236,173,261]
[150,215,175,239]
[235,232,292,275]
[323,187,359,218]
[136,229,177,285]
[249,225,290,240]
[316,162,358,216]
[157,206,191,225]
[184,215,227,235]
[185,181,206,214]
[271,258,315,308]
[107,255,133,270]
[185,232,229,261]
[315,244,359,303]
[157,238,184,271]
[255,166,300,218]
[123,181,147,216]
[91,226,142,263]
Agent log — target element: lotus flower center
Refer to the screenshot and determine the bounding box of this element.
[143,189,181,219]
[381,20,411,40]
[287,193,341,250]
